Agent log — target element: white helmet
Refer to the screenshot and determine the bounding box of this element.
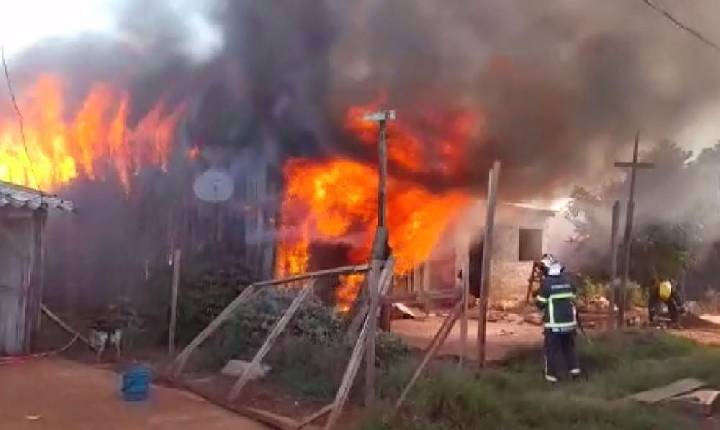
[540,254,556,268]
[547,262,563,276]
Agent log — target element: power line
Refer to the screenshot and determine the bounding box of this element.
[1,46,38,187]
[640,0,720,54]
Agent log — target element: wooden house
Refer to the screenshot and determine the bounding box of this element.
[0,181,73,354]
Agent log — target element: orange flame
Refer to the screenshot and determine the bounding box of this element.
[276,104,478,297]
[337,273,365,312]
[0,74,185,192]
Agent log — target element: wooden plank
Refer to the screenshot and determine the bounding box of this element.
[608,200,620,329]
[227,279,317,401]
[172,284,257,378]
[254,264,369,287]
[458,248,469,368]
[628,379,705,404]
[477,161,500,369]
[296,403,334,429]
[346,259,395,342]
[365,259,382,406]
[168,249,182,355]
[393,300,463,414]
[323,263,394,430]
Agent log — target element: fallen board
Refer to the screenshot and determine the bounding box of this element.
[628,378,705,404]
[670,389,720,416]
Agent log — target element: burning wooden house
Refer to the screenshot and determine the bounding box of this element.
[0,181,73,354]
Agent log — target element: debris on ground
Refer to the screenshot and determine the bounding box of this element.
[628,378,706,404]
[670,389,720,416]
[392,303,422,319]
[523,313,543,326]
[221,360,270,381]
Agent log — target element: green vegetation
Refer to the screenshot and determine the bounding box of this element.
[360,331,720,430]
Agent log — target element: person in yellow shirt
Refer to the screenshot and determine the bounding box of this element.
[648,280,683,325]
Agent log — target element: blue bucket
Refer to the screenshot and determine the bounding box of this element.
[121,365,152,401]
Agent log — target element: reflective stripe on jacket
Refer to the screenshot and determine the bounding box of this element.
[536,274,577,331]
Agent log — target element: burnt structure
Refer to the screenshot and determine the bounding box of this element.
[0,182,72,354]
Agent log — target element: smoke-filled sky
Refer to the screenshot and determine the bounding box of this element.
[4,0,720,198]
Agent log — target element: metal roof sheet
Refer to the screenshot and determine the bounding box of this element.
[0,181,74,212]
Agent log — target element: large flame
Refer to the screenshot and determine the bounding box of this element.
[276,103,478,308]
[0,74,185,192]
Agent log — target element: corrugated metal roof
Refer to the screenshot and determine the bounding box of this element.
[0,181,74,212]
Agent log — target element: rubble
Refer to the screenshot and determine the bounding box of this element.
[221,360,270,381]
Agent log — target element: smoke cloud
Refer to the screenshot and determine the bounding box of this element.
[204,0,720,198]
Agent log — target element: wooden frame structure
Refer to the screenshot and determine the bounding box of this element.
[169,160,504,428]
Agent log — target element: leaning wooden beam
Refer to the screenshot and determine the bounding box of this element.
[255,264,369,287]
[393,300,463,415]
[172,284,257,378]
[459,250,470,369]
[346,258,395,342]
[324,259,395,430]
[41,303,94,350]
[227,279,317,401]
[295,403,334,429]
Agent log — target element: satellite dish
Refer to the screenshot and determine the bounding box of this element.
[193,168,234,202]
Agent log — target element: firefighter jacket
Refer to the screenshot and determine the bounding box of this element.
[536,274,577,332]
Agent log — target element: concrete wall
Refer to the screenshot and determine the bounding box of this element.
[489,260,534,302]
[484,205,556,303]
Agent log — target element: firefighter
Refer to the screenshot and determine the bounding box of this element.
[536,259,581,383]
[649,280,683,325]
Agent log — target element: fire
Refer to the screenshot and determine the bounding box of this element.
[337,274,365,312]
[275,103,478,306]
[0,74,185,192]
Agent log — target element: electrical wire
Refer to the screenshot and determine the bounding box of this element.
[640,0,720,54]
[1,46,39,187]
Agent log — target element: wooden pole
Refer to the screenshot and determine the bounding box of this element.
[608,200,620,329]
[255,264,369,287]
[228,279,316,401]
[324,262,394,430]
[393,300,463,414]
[477,161,501,369]
[614,131,654,326]
[172,284,257,378]
[364,109,394,407]
[169,249,182,355]
[365,258,382,407]
[458,247,469,368]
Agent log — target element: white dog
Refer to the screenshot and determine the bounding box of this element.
[89,321,122,362]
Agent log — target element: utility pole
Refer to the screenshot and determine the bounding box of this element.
[363,109,395,406]
[614,132,654,327]
[608,200,620,329]
[477,161,501,368]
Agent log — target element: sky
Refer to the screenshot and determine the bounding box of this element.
[0,0,114,57]
[1,0,719,156]
[0,0,222,62]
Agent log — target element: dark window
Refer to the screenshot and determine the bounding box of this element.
[519,228,542,261]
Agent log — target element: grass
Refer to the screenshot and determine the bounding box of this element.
[358,330,720,430]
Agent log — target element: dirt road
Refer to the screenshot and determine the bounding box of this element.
[392,316,543,362]
[0,358,269,430]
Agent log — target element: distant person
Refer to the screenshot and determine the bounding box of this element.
[649,280,684,325]
[536,259,581,383]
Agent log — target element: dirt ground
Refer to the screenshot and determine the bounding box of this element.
[0,358,269,430]
[391,315,543,362]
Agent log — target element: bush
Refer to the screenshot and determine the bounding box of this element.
[358,331,712,430]
[210,287,345,364]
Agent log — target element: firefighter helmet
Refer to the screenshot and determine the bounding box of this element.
[658,281,672,301]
